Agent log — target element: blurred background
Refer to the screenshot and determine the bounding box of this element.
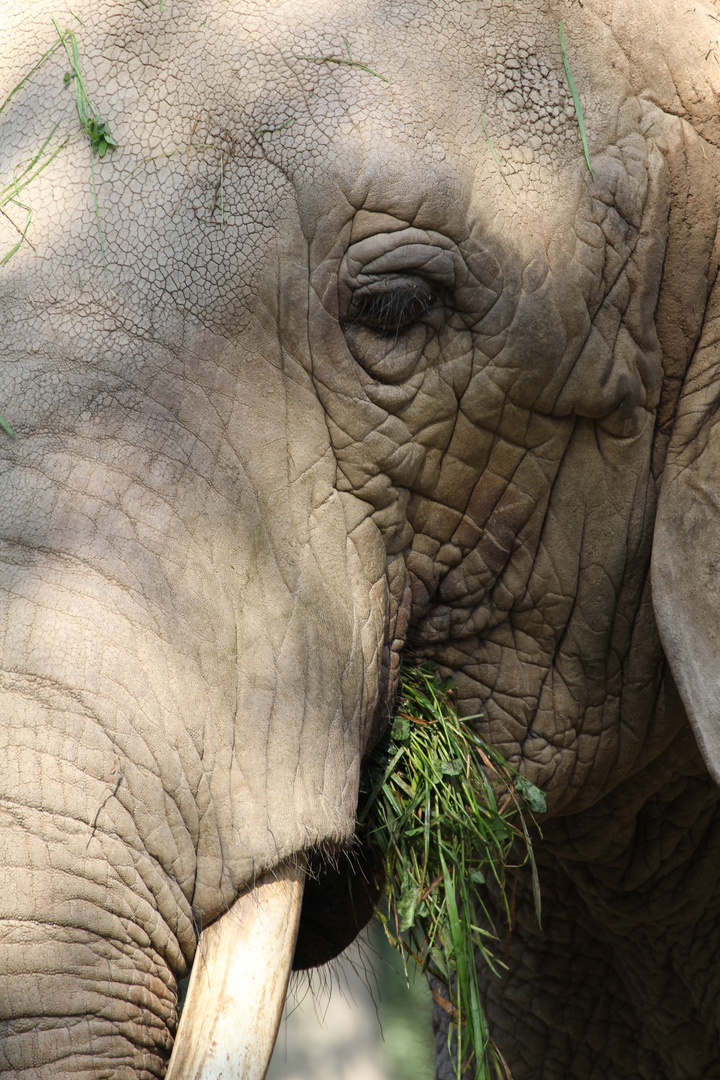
[267,923,435,1080]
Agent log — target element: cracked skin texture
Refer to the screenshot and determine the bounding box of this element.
[0,0,719,1075]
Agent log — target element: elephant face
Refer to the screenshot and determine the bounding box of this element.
[1,0,719,1075]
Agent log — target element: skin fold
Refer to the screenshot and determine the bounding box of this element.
[0,0,719,1076]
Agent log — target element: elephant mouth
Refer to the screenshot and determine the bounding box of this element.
[292,838,382,970]
[288,669,391,969]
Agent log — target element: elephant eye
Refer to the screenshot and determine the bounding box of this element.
[347,278,437,335]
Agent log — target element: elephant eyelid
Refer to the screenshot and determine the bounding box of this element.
[346,278,437,335]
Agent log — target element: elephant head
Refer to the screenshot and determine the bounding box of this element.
[1,0,719,1076]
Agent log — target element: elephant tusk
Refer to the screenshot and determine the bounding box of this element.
[165,858,306,1080]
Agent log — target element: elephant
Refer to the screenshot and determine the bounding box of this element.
[1,0,720,1075]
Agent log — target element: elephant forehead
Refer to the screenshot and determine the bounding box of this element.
[203,0,631,243]
[0,0,636,320]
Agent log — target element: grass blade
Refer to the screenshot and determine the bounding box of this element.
[297,43,388,82]
[481,112,510,187]
[0,38,65,120]
[559,20,593,178]
[0,205,32,268]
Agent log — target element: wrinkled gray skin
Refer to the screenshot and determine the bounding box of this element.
[1,0,720,1076]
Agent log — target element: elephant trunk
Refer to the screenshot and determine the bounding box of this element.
[0,399,393,1075]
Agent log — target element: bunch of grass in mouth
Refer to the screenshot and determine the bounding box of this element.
[357,663,546,1080]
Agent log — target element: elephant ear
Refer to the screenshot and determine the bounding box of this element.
[652,266,720,782]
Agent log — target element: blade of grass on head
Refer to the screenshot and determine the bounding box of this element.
[559,20,594,178]
[0,38,65,120]
[0,414,15,437]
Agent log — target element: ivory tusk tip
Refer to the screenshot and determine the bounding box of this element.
[165,860,306,1080]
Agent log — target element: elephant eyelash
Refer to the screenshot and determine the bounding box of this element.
[348,280,436,335]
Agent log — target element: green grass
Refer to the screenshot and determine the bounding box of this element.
[0,23,117,281]
[0,35,73,273]
[254,117,295,138]
[55,23,117,158]
[0,37,73,434]
[54,21,117,288]
[559,21,593,178]
[0,123,70,268]
[481,112,510,188]
[357,663,545,1080]
[298,37,388,82]
[0,37,66,121]
[0,22,119,432]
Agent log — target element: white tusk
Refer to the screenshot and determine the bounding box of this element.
[165,859,306,1080]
